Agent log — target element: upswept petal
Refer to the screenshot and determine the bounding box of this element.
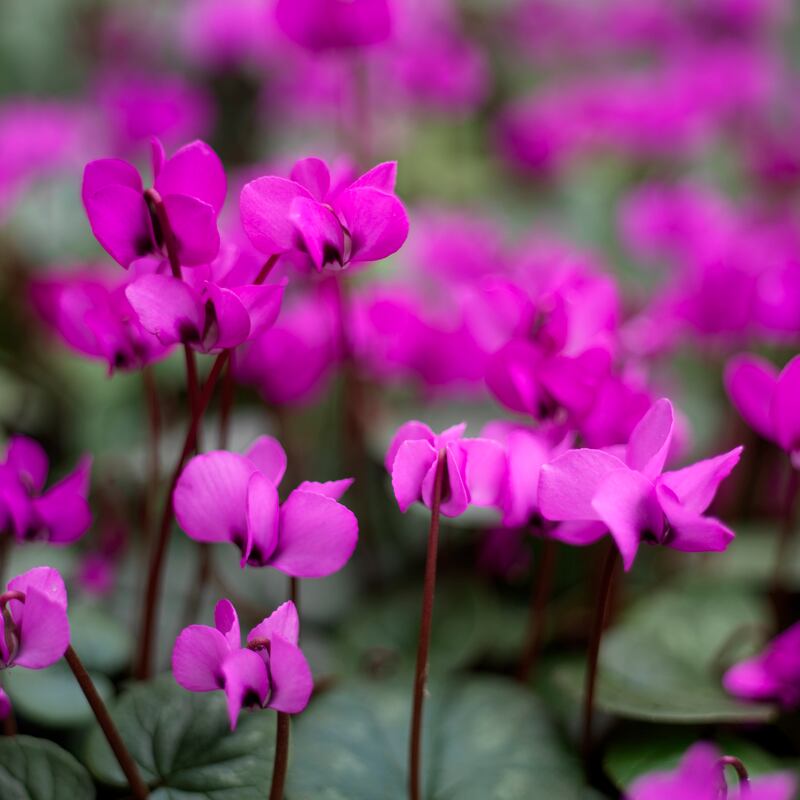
[172,625,230,692]
[723,656,781,702]
[265,634,313,714]
[203,283,251,350]
[271,490,358,577]
[349,161,397,193]
[539,348,611,418]
[231,282,285,339]
[5,436,48,493]
[724,354,778,441]
[243,472,280,567]
[174,452,254,545]
[240,177,314,255]
[385,421,435,473]
[33,475,92,544]
[290,157,331,201]
[772,355,800,453]
[161,194,221,266]
[335,187,409,263]
[154,140,227,214]
[656,484,736,553]
[539,449,628,521]
[626,398,674,479]
[290,196,345,269]
[81,158,142,206]
[460,438,507,507]
[245,437,288,485]
[220,648,269,730]
[430,443,469,518]
[391,439,437,512]
[296,478,354,500]
[85,184,154,268]
[8,566,67,610]
[485,340,543,416]
[126,274,203,345]
[657,446,743,514]
[214,599,241,650]
[247,601,300,647]
[12,586,70,669]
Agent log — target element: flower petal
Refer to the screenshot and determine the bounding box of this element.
[772,355,800,454]
[427,443,469,518]
[658,446,743,515]
[656,485,736,554]
[460,438,507,507]
[5,436,48,493]
[247,600,300,647]
[290,197,345,270]
[391,439,437,512]
[174,452,254,546]
[172,625,230,691]
[84,184,154,268]
[591,468,662,571]
[271,490,358,577]
[539,449,628,522]
[12,586,70,669]
[8,566,67,609]
[725,354,778,442]
[231,282,285,339]
[349,162,397,193]
[625,398,674,479]
[723,656,781,702]
[485,340,543,416]
[33,466,92,544]
[296,478,354,500]
[243,472,280,567]
[126,274,204,346]
[335,187,409,263]
[204,284,251,350]
[220,648,269,730]
[214,599,241,650]
[82,158,143,205]
[161,194,221,266]
[385,421,435,473]
[289,157,330,201]
[240,177,313,255]
[155,140,227,214]
[265,634,312,714]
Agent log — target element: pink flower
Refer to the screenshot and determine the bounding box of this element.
[385,421,507,518]
[0,567,70,670]
[82,138,226,268]
[174,436,357,575]
[240,157,409,271]
[725,354,800,465]
[172,599,312,729]
[723,621,800,709]
[274,0,391,51]
[0,436,92,545]
[125,243,285,353]
[626,741,796,800]
[539,399,742,570]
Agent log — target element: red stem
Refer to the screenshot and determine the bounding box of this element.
[408,449,447,800]
[771,465,798,616]
[268,712,290,800]
[719,755,751,797]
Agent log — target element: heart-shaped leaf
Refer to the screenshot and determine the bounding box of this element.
[549,580,776,723]
[85,675,275,799]
[288,676,602,799]
[0,735,94,799]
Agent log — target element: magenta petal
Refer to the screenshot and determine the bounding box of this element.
[539,449,628,521]
[658,446,743,514]
[172,624,230,692]
[549,520,608,546]
[126,274,203,345]
[485,340,543,416]
[349,162,397,193]
[150,138,166,180]
[155,140,227,214]
[214,599,241,650]
[290,157,331,201]
[174,451,254,545]
[85,184,154,268]
[247,601,300,647]
[725,354,778,441]
[391,439,437,512]
[161,194,220,266]
[723,657,780,701]
[296,478,354,500]
[265,634,312,714]
[271,490,358,577]
[539,348,611,418]
[33,481,91,544]
[220,648,269,730]
[0,689,10,720]
[1,480,33,540]
[290,197,345,270]
[204,284,251,350]
[460,439,507,507]
[245,437,287,485]
[5,436,48,493]
[429,443,469,517]
[772,355,800,454]
[591,468,662,571]
[13,586,70,669]
[240,177,313,255]
[8,566,67,610]
[626,398,674,479]
[82,159,143,206]
[384,421,435,473]
[231,283,285,338]
[243,472,280,567]
[656,485,736,553]
[335,187,409,263]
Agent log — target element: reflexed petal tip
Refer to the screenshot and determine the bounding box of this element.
[265,634,312,714]
[248,600,300,647]
[220,648,269,730]
[172,624,230,692]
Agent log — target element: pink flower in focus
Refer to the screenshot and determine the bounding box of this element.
[173,599,312,729]
[174,436,357,575]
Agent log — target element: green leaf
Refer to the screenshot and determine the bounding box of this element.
[0,735,94,800]
[288,677,602,800]
[85,675,276,799]
[4,664,113,729]
[549,580,776,723]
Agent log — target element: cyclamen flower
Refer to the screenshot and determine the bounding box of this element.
[173,599,312,729]
[626,742,796,800]
[0,436,92,545]
[275,0,391,51]
[0,566,70,670]
[174,436,357,575]
[539,399,742,570]
[82,138,226,268]
[125,244,285,353]
[723,621,800,709]
[725,354,800,466]
[385,421,507,518]
[240,157,409,271]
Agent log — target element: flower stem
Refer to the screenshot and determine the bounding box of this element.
[64,645,149,799]
[142,367,161,540]
[772,465,798,619]
[581,543,619,768]
[409,448,447,800]
[719,755,750,797]
[268,712,290,800]
[219,355,235,449]
[289,577,299,613]
[517,537,558,683]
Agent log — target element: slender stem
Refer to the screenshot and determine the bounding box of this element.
[289,577,299,614]
[517,537,558,683]
[2,711,15,737]
[581,544,619,767]
[719,755,750,797]
[269,712,290,800]
[219,355,235,449]
[64,646,149,799]
[409,449,447,800]
[142,367,161,541]
[0,535,10,585]
[772,465,798,606]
